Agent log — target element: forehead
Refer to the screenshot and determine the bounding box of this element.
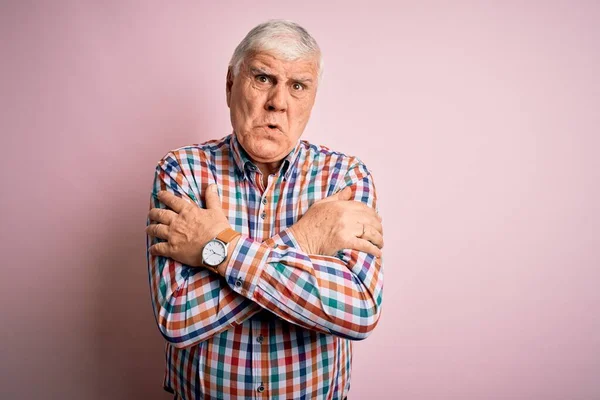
[243,51,319,78]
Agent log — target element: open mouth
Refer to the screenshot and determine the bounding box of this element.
[264,124,281,132]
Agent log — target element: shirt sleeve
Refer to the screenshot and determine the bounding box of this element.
[146,151,261,349]
[222,162,384,340]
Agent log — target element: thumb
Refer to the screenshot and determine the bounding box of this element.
[321,185,353,203]
[204,184,221,209]
[335,186,353,201]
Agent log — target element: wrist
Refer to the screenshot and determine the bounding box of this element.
[216,235,241,276]
[289,224,313,254]
[201,228,240,274]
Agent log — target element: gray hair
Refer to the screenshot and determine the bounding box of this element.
[229,19,323,82]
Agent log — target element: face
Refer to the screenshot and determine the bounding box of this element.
[226,51,319,165]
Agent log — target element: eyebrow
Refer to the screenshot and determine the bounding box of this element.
[249,66,314,84]
[250,66,271,75]
[294,76,314,84]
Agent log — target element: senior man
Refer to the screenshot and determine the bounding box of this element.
[146,20,384,400]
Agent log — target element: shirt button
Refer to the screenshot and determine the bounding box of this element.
[248,165,257,171]
[257,335,263,343]
[235,279,242,288]
[260,211,266,219]
[257,384,265,393]
[261,197,267,205]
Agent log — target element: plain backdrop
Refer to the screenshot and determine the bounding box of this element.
[1,1,599,399]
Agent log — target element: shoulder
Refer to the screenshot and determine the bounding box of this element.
[157,135,231,169]
[297,140,371,177]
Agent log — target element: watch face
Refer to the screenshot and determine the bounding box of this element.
[203,239,227,267]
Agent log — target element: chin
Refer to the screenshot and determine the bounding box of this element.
[240,132,280,152]
[247,146,286,162]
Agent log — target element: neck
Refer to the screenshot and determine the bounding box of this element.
[254,160,283,177]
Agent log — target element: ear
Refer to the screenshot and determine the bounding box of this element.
[226,67,234,108]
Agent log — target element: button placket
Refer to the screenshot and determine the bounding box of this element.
[259,192,268,219]
[250,320,267,398]
[258,175,277,229]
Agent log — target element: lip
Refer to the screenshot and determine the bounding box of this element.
[261,123,283,132]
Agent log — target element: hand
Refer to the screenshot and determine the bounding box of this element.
[146,184,231,267]
[289,186,384,257]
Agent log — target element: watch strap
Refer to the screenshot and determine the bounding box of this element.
[216,228,241,244]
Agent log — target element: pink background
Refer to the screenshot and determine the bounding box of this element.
[1,1,599,399]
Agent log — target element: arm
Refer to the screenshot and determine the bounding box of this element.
[221,163,384,340]
[146,153,261,349]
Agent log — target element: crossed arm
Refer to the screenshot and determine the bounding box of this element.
[146,152,384,348]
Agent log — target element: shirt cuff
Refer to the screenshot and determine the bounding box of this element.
[224,236,270,298]
[263,227,301,249]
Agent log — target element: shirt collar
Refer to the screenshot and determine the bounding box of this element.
[230,132,301,181]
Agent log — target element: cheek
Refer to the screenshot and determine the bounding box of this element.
[291,102,312,126]
[240,85,263,111]
[232,99,255,127]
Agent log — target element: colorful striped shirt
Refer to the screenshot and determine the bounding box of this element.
[146,133,384,399]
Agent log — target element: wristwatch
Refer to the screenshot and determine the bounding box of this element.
[201,228,241,270]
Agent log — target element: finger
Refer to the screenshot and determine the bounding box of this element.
[148,208,177,225]
[145,223,169,240]
[337,185,354,201]
[348,237,382,258]
[148,242,171,258]
[156,191,189,213]
[204,184,221,210]
[345,200,377,215]
[331,186,353,201]
[362,216,383,235]
[320,186,352,203]
[361,225,384,249]
[348,206,382,234]
[358,208,382,231]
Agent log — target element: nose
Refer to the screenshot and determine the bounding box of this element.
[265,84,287,112]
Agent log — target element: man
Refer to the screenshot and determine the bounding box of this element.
[146,19,384,400]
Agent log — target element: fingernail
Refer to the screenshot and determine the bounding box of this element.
[211,184,217,192]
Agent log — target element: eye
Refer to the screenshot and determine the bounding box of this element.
[256,75,271,84]
[292,82,305,91]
